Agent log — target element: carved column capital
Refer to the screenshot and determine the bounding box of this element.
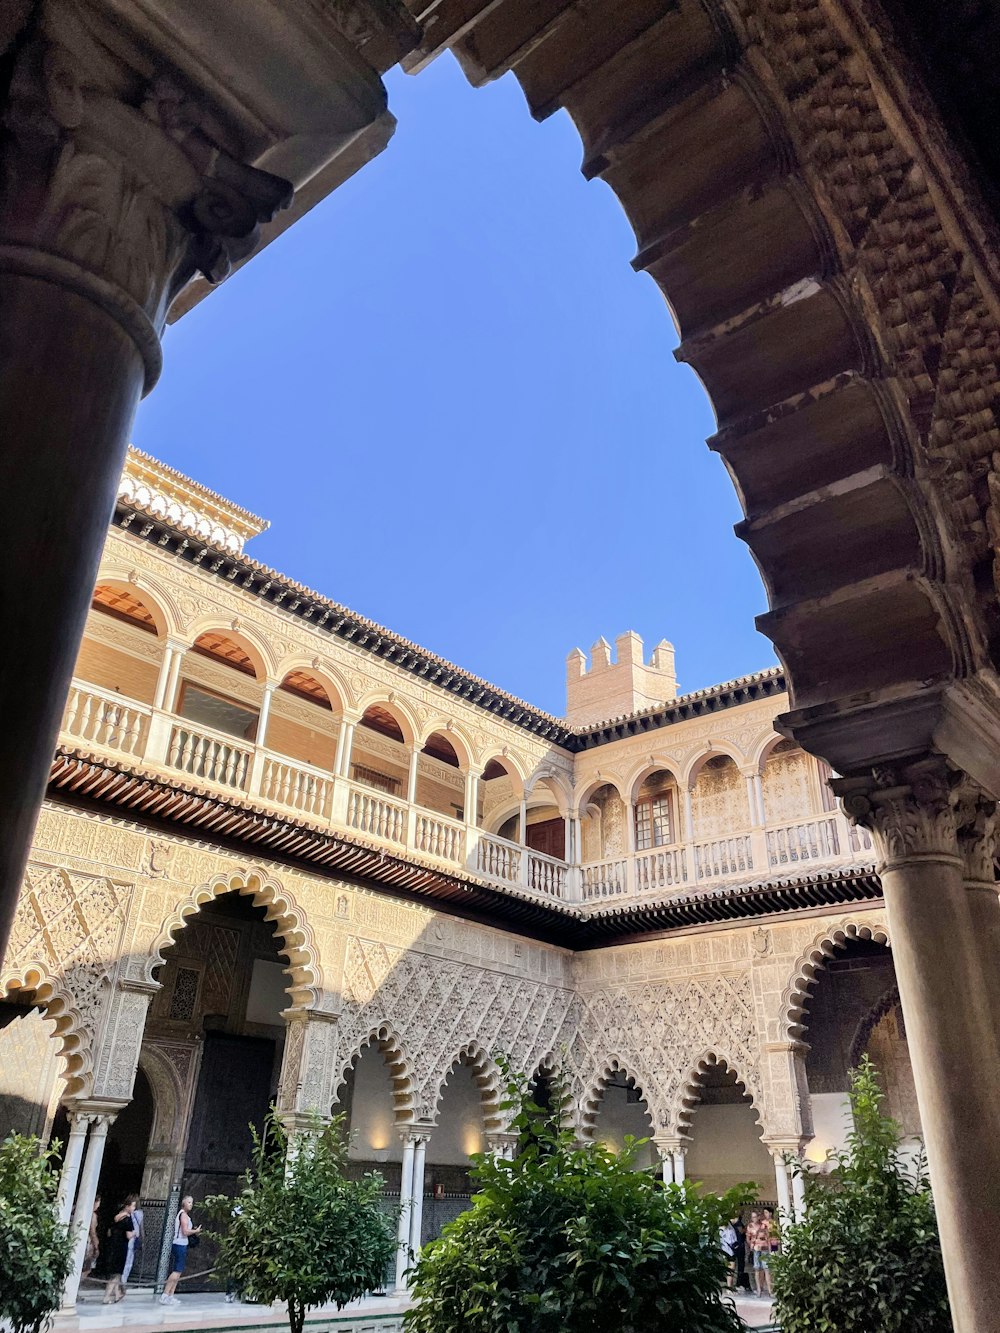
[834,757,963,868]
[954,783,1000,887]
[0,1,292,388]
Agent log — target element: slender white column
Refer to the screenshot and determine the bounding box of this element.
[464,770,479,825]
[518,798,528,844]
[409,1137,427,1259]
[338,720,356,777]
[164,642,184,711]
[655,1143,675,1184]
[394,1136,416,1292]
[256,681,276,748]
[152,644,175,711]
[744,772,761,826]
[772,1153,792,1219]
[56,1113,89,1225]
[672,1149,686,1183]
[63,1112,113,1308]
[407,748,420,805]
[790,1165,806,1220]
[754,774,766,825]
[683,787,695,842]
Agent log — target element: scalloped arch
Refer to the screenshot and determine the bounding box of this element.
[433,1042,504,1133]
[848,983,902,1070]
[673,1049,765,1140]
[144,867,321,1010]
[579,1057,658,1139]
[333,1022,416,1124]
[782,920,891,1042]
[0,964,94,1097]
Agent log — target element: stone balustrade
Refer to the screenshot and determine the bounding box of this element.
[60,679,872,908]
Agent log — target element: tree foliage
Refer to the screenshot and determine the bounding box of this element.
[405,1059,751,1333]
[0,1133,73,1333]
[205,1113,396,1333]
[772,1056,950,1333]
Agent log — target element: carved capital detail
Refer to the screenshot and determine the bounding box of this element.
[834,759,961,867]
[0,2,292,386]
[954,784,1000,887]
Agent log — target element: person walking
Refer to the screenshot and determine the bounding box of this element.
[102,1197,137,1304]
[746,1209,773,1297]
[719,1216,740,1289]
[121,1200,144,1286]
[159,1195,201,1306]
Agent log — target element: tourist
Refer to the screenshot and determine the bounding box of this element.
[746,1208,772,1297]
[733,1214,751,1291]
[81,1194,101,1282]
[103,1197,137,1304]
[719,1216,740,1289]
[121,1199,144,1286]
[159,1194,201,1306]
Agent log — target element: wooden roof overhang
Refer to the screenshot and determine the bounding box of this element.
[47,746,882,949]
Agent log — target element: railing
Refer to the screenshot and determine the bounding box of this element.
[345,783,408,846]
[528,848,567,899]
[582,857,629,900]
[634,844,689,894]
[476,832,522,886]
[166,721,251,790]
[260,756,334,820]
[413,810,466,865]
[62,683,151,758]
[767,814,840,868]
[693,834,753,882]
[849,822,874,856]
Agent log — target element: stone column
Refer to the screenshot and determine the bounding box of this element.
[409,1135,428,1260]
[956,788,1000,1028]
[683,787,695,842]
[839,760,1000,1333]
[56,1112,89,1225]
[62,1110,115,1308]
[249,681,278,793]
[0,11,292,966]
[394,1134,416,1292]
[152,642,176,711]
[770,1151,792,1220]
[654,1138,676,1184]
[790,1165,807,1220]
[672,1148,686,1184]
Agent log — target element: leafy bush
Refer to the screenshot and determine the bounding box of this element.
[0,1133,73,1333]
[405,1062,751,1333]
[772,1056,950,1333]
[205,1113,396,1333]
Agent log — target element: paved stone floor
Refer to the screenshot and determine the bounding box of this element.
[62,1284,776,1331]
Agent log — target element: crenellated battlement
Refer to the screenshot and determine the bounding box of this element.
[566,631,677,726]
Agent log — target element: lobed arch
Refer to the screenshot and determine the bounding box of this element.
[182,616,276,681]
[417,719,475,772]
[144,867,321,1011]
[848,983,902,1071]
[354,692,419,748]
[274,657,350,716]
[333,1022,417,1125]
[682,743,749,790]
[782,920,892,1042]
[0,965,94,1097]
[673,1050,765,1141]
[92,568,180,638]
[432,1042,505,1133]
[578,1057,660,1140]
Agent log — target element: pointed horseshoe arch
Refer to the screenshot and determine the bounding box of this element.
[433,1043,505,1133]
[782,921,891,1042]
[673,1050,765,1141]
[0,964,93,1097]
[145,867,322,1011]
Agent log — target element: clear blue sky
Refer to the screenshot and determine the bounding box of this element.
[135,55,776,717]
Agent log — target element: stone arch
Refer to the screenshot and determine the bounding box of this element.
[333,1022,416,1125]
[137,1042,186,1151]
[476,750,527,798]
[623,756,684,805]
[572,773,627,819]
[682,743,748,790]
[0,965,93,1097]
[183,616,276,680]
[782,920,892,1042]
[274,657,350,716]
[748,729,790,775]
[579,1056,661,1140]
[144,867,322,1011]
[92,568,179,638]
[417,719,474,772]
[354,692,419,748]
[674,1049,766,1140]
[433,1042,504,1133]
[524,768,573,815]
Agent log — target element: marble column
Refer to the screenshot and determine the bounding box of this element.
[409,1135,427,1259]
[790,1166,807,1221]
[839,761,1000,1333]
[771,1152,792,1220]
[0,17,292,967]
[63,1111,114,1308]
[956,789,1000,1029]
[394,1135,416,1292]
[672,1148,686,1184]
[56,1112,89,1226]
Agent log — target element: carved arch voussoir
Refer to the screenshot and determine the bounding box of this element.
[145,867,321,1010]
[433,1042,504,1133]
[0,963,95,1098]
[781,920,891,1042]
[333,1022,416,1125]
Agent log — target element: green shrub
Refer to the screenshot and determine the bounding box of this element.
[405,1061,751,1333]
[205,1113,396,1333]
[0,1133,73,1333]
[772,1056,950,1333]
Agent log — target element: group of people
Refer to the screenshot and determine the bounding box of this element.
[719,1207,778,1299]
[81,1193,146,1303]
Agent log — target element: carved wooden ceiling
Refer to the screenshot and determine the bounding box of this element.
[92,585,158,633]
